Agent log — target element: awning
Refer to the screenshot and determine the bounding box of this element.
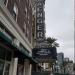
[0,31,12,44]
[19,47,37,64]
[30,58,37,64]
[0,31,37,64]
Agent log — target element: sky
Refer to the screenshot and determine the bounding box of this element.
[45,0,74,61]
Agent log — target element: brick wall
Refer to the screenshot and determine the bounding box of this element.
[6,0,32,43]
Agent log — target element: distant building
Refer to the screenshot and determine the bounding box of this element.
[57,53,64,66]
[54,52,64,73]
[64,58,69,62]
[64,60,74,74]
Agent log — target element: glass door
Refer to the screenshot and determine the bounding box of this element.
[17,64,24,75]
[4,63,10,75]
[0,60,4,75]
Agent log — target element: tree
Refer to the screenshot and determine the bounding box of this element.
[46,37,59,72]
[46,37,59,47]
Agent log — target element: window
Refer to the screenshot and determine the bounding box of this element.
[13,4,18,21]
[0,61,10,75]
[0,48,12,75]
[29,2,31,9]
[28,20,29,25]
[28,14,30,24]
[0,61,4,75]
[27,28,29,38]
[23,22,26,33]
[3,0,8,7]
[25,7,27,18]
[18,0,20,3]
[4,63,10,75]
[17,64,24,75]
[28,14,29,20]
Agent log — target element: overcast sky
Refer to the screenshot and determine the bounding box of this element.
[45,0,74,61]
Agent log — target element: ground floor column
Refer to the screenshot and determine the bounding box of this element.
[29,64,32,75]
[24,59,32,75]
[9,58,18,75]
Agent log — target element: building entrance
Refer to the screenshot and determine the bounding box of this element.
[17,64,24,75]
[0,46,13,75]
[0,59,10,75]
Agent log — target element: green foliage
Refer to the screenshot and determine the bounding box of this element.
[46,37,59,47]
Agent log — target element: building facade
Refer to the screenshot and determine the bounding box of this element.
[0,0,36,75]
[57,53,64,66]
[55,53,64,73]
[64,60,74,74]
[64,58,69,62]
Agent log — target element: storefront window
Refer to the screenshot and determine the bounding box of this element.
[0,48,6,60]
[0,47,12,75]
[0,61,10,75]
[6,50,12,61]
[17,64,24,75]
[4,63,10,75]
[0,61,4,75]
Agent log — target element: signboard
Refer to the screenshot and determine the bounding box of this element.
[36,0,45,42]
[32,47,57,62]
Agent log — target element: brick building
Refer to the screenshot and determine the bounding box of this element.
[0,0,36,75]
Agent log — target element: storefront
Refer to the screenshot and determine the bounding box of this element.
[0,23,37,75]
[0,28,13,75]
[0,1,37,74]
[0,47,12,75]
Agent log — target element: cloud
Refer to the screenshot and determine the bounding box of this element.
[45,0,74,61]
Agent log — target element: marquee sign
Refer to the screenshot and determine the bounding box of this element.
[36,0,45,42]
[32,47,57,62]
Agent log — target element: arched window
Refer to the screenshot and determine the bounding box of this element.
[3,0,8,7]
[23,22,26,33]
[25,7,27,18]
[12,4,18,21]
